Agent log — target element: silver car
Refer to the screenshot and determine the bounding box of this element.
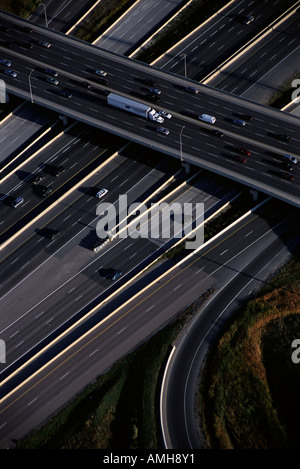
[95,69,107,77]
[156,127,169,136]
[46,76,59,85]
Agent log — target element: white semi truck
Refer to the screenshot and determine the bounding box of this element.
[107,93,164,123]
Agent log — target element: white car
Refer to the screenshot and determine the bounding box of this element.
[96,188,108,198]
[159,110,172,119]
[4,69,17,77]
[283,154,298,164]
[0,59,11,66]
[95,70,107,77]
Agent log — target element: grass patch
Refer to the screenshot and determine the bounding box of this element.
[0,0,40,18]
[267,71,300,109]
[72,0,136,43]
[199,243,300,449]
[134,0,228,64]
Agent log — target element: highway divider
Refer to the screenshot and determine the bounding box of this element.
[0,123,58,179]
[0,101,24,127]
[132,0,234,63]
[0,187,252,400]
[92,0,141,45]
[65,0,104,35]
[201,0,300,84]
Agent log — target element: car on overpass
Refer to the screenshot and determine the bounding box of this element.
[233,119,246,126]
[4,69,17,77]
[283,154,298,164]
[95,77,109,86]
[186,86,199,94]
[38,40,52,48]
[277,134,291,142]
[159,110,172,119]
[59,89,72,99]
[144,78,156,86]
[281,172,294,181]
[149,88,161,95]
[211,129,224,137]
[156,127,169,136]
[95,70,107,77]
[233,154,247,164]
[46,77,59,85]
[146,93,160,103]
[45,68,58,77]
[0,59,11,66]
[238,147,251,156]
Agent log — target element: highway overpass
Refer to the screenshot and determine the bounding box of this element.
[0,11,300,207]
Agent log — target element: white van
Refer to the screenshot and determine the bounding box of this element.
[199,114,216,124]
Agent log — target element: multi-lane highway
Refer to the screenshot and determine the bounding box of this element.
[0,196,298,448]
[208,8,300,97]
[155,0,298,79]
[0,155,239,384]
[0,1,300,450]
[0,11,299,208]
[94,0,185,55]
[161,200,300,448]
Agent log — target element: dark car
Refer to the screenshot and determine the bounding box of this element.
[0,25,10,32]
[211,129,224,137]
[233,154,247,163]
[82,81,92,88]
[34,185,52,197]
[233,119,246,126]
[24,42,34,49]
[45,68,58,77]
[96,77,109,85]
[149,88,161,95]
[47,164,65,177]
[59,89,72,99]
[282,162,293,171]
[146,93,160,103]
[241,114,253,121]
[277,134,291,142]
[243,14,254,24]
[238,147,251,156]
[281,172,294,181]
[19,26,34,33]
[28,173,43,184]
[144,79,156,86]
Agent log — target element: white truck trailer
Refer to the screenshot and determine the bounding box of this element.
[107,93,164,123]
